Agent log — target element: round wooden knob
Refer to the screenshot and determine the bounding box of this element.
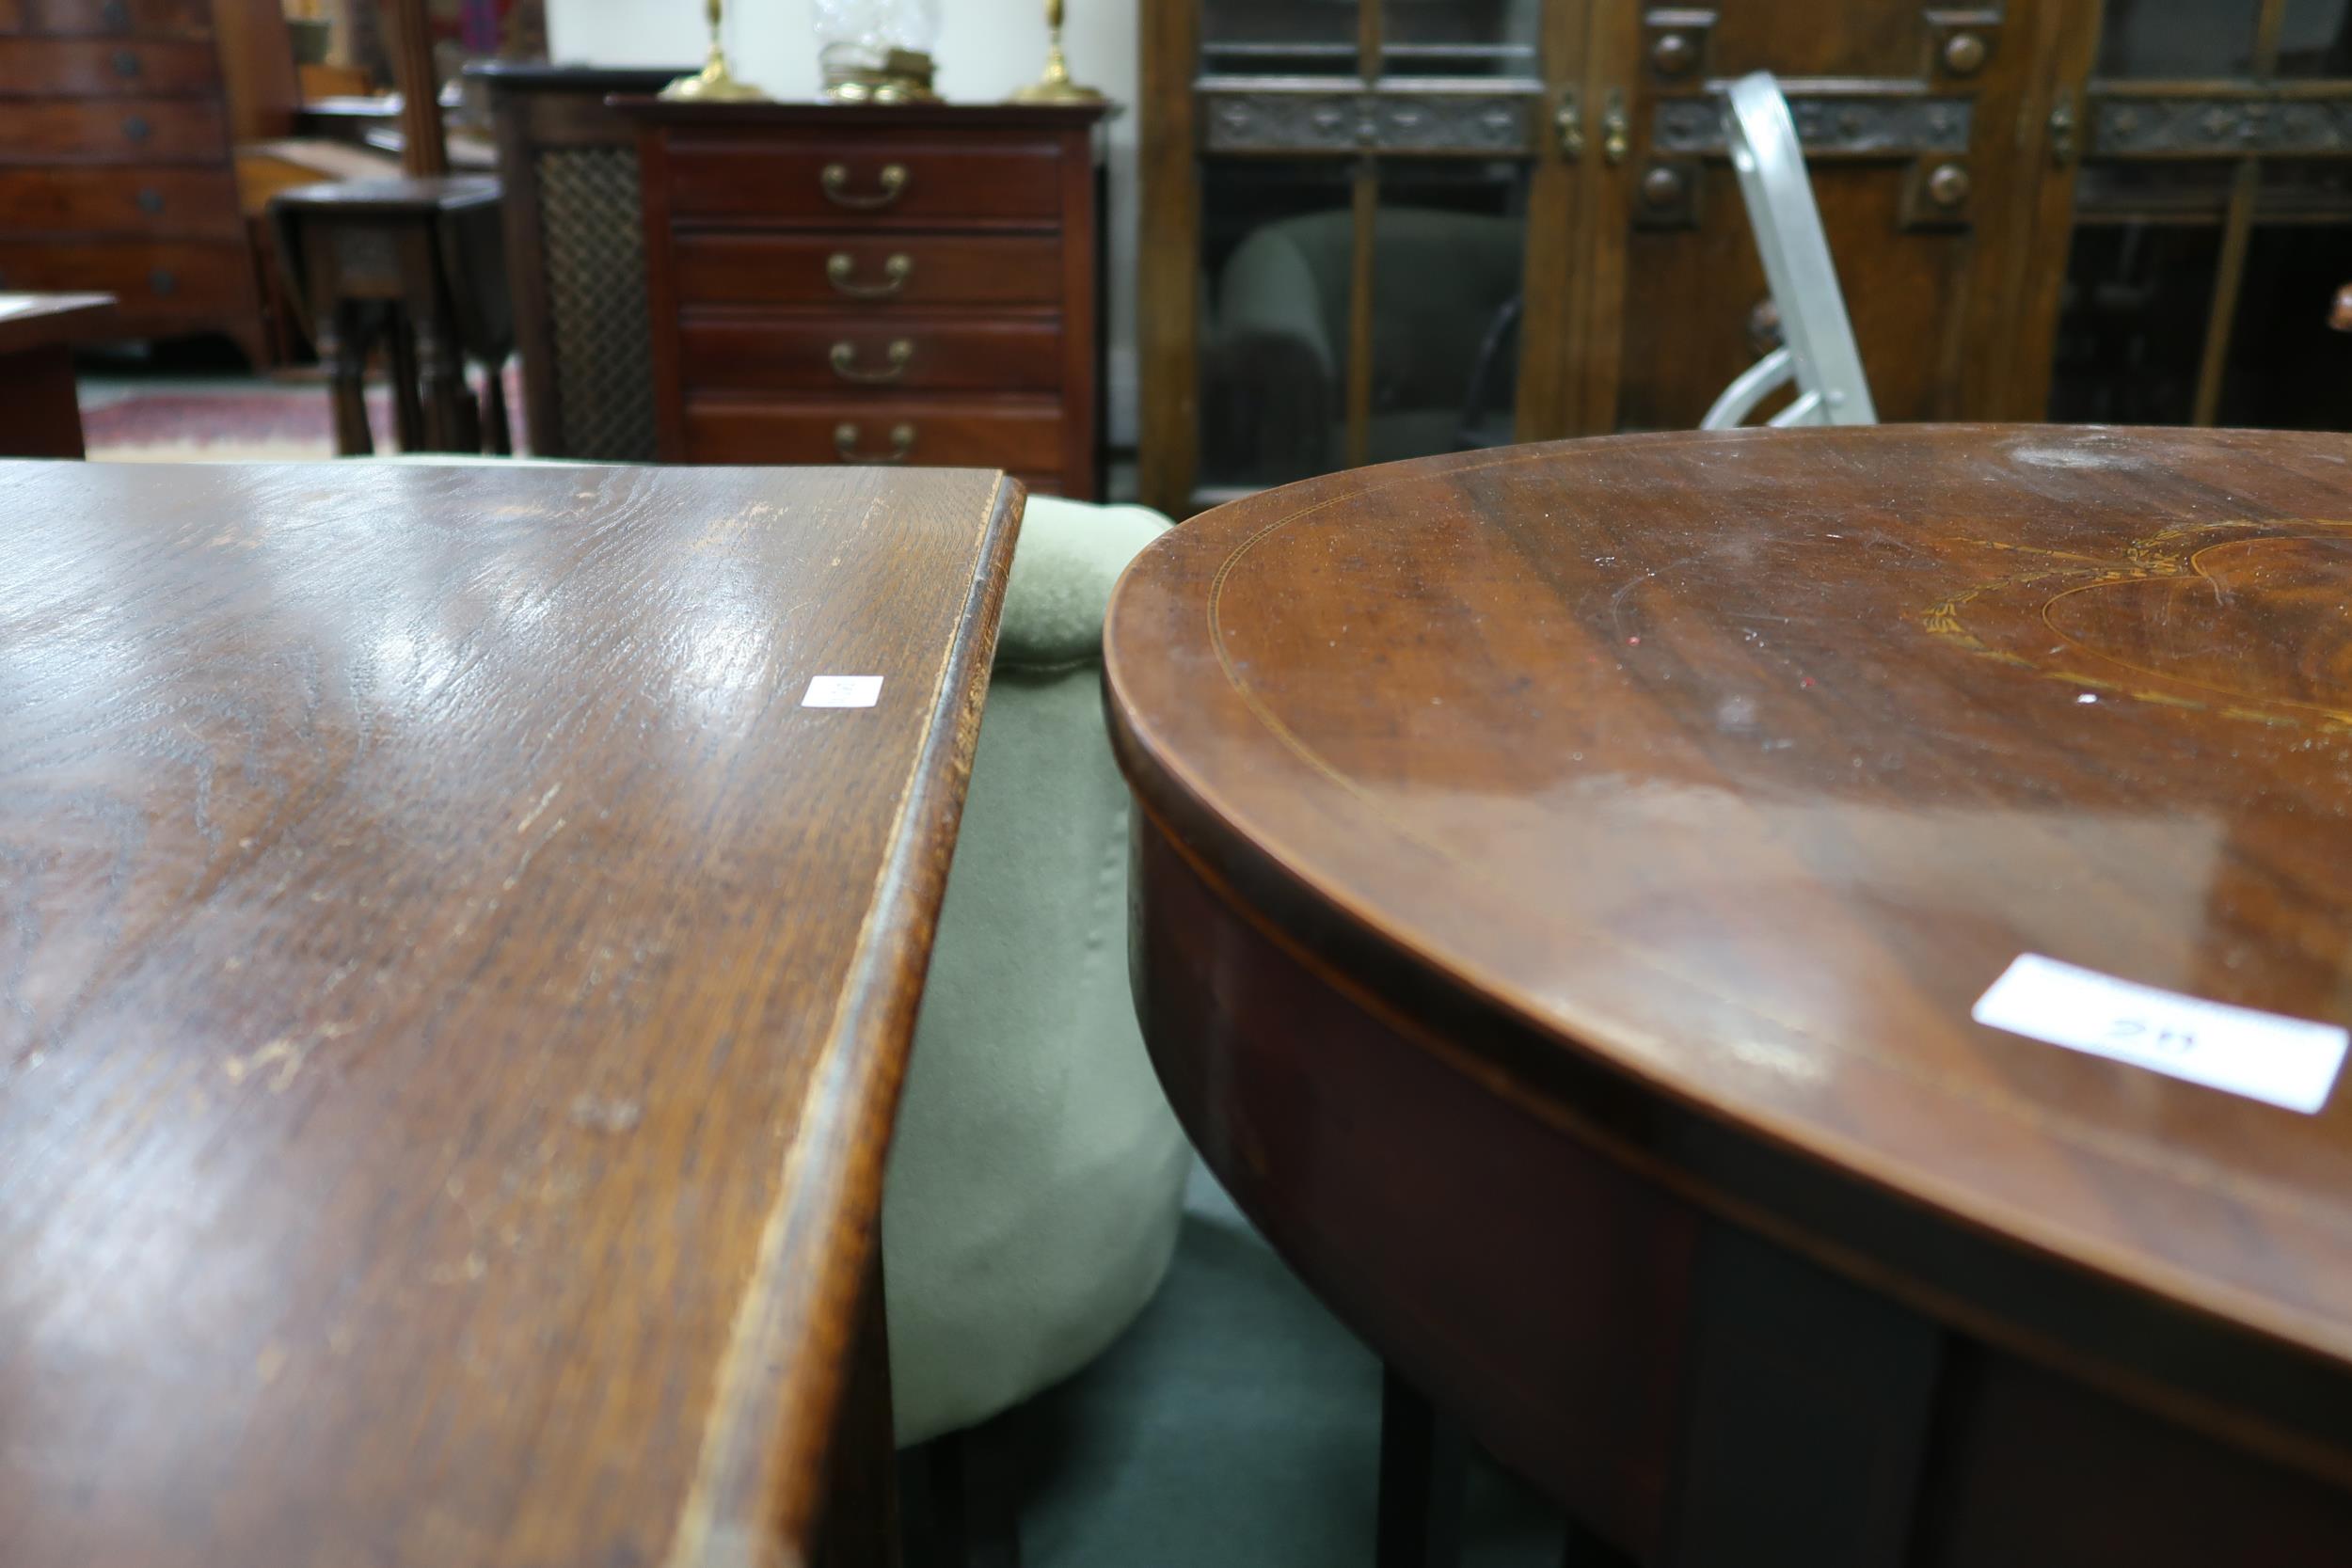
[149,266,177,296]
[122,113,151,142]
[1642,166,1686,207]
[136,187,164,214]
[1927,163,1972,208]
[1943,31,1988,75]
[1651,31,1696,75]
[112,47,140,77]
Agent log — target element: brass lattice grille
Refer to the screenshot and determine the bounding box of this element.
[538,147,660,462]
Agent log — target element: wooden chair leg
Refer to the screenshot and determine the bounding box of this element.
[480,355,512,456]
[818,1247,901,1568]
[1376,1364,1467,1568]
[387,314,424,452]
[321,302,374,458]
[917,1424,1020,1568]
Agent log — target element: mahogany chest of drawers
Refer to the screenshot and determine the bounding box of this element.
[0,0,292,363]
[628,102,1106,499]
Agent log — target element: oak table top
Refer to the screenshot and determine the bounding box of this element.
[0,460,1023,1568]
[1105,425,2352,1491]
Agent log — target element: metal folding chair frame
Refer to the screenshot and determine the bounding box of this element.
[1702,71,1879,429]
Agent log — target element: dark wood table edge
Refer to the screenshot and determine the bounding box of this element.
[1099,445,2352,1491]
[0,293,118,357]
[663,473,1025,1568]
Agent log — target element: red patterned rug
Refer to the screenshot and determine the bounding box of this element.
[84,365,529,462]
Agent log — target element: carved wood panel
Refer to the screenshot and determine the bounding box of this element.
[1582,0,2039,433]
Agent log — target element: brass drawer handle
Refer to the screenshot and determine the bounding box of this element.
[834,421,915,463]
[827,251,913,297]
[821,162,909,210]
[831,339,914,383]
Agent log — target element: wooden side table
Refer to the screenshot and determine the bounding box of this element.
[1108,425,2352,1567]
[269,175,513,456]
[0,291,113,456]
[0,459,1025,1568]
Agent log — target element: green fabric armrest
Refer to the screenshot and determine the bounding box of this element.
[882,495,1192,1447]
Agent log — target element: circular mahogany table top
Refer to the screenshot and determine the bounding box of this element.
[1105,425,2352,1399]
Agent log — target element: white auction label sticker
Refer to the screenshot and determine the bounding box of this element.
[1972,954,2348,1115]
[802,675,884,709]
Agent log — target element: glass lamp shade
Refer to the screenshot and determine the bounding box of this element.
[813,0,943,76]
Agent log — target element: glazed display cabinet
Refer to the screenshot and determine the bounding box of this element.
[1139,0,2352,514]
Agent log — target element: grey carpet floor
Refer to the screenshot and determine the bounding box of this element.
[988,1164,1565,1568]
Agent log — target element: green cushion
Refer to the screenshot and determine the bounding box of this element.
[994,499,1172,671]
[882,495,1191,1446]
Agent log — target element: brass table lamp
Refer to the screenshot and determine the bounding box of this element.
[661,0,766,102]
[1012,0,1104,104]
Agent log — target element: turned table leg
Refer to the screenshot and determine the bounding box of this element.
[320,302,375,458]
[481,355,512,456]
[413,317,470,453]
[387,313,424,453]
[818,1247,901,1568]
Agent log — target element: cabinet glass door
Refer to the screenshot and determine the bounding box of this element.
[1147,0,1579,512]
[2042,0,2352,427]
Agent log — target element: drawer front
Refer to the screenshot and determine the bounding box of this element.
[0,98,226,161]
[661,138,1066,225]
[682,397,1067,470]
[21,0,214,34]
[0,38,217,94]
[0,238,249,311]
[681,316,1064,397]
[0,166,239,236]
[673,232,1065,309]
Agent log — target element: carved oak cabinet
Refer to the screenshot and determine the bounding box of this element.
[1140,0,2352,514]
[628,101,1107,500]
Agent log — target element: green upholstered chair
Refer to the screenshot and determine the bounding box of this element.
[1204,207,1528,483]
[883,495,1191,1448]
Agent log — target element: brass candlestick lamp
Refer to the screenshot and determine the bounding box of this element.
[1012,0,1104,104]
[661,0,766,102]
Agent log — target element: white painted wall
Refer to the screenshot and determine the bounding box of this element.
[547,0,1145,446]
